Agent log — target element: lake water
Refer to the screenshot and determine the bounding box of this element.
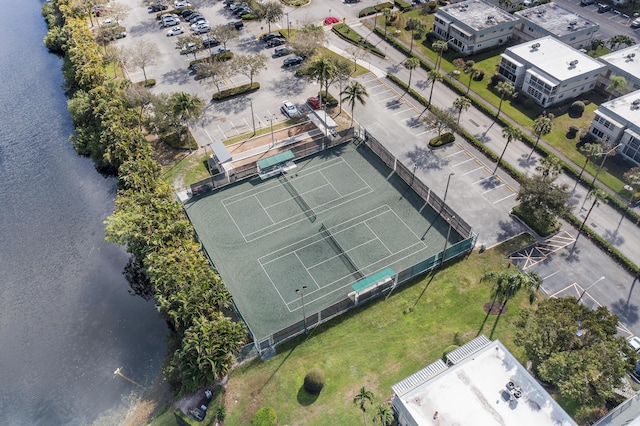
[0,2,168,425]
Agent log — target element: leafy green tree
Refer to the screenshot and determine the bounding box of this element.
[353,387,374,426]
[529,114,553,158]
[406,17,426,53]
[341,81,369,127]
[452,96,471,124]
[382,8,393,37]
[403,57,420,91]
[577,142,603,182]
[494,124,522,175]
[373,403,394,426]
[515,297,635,407]
[170,92,204,151]
[256,1,283,33]
[481,270,541,317]
[307,57,337,102]
[606,75,628,100]
[495,81,514,119]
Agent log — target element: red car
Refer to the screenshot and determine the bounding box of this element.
[324,16,340,25]
[307,97,322,110]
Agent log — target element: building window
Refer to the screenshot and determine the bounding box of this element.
[591,127,604,138]
[570,37,576,41]
[624,136,640,164]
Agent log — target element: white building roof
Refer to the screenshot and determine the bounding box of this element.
[600,89,640,129]
[439,0,519,31]
[393,337,577,426]
[599,45,640,84]
[506,36,605,82]
[515,3,598,38]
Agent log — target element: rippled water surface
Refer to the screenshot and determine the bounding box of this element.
[0,3,168,425]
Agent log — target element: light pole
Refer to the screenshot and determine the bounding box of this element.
[577,276,605,302]
[443,173,454,205]
[580,143,621,210]
[440,215,455,267]
[410,163,418,186]
[285,12,290,38]
[296,286,308,333]
[250,99,256,135]
[265,113,277,146]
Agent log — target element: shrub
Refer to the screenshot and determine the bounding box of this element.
[303,368,326,394]
[429,132,455,147]
[319,91,338,107]
[567,125,580,139]
[569,100,585,117]
[394,0,412,11]
[332,23,385,57]
[359,2,394,17]
[489,73,501,87]
[253,406,277,426]
[144,79,156,87]
[211,82,260,101]
[425,1,438,12]
[442,344,459,361]
[473,70,485,81]
[189,52,234,68]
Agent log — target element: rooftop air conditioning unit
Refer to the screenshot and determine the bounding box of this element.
[569,59,579,66]
[633,99,640,105]
[531,42,541,49]
[569,20,578,25]
[626,53,636,59]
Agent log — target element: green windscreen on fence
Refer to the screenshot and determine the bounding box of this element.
[351,268,396,293]
[257,150,294,171]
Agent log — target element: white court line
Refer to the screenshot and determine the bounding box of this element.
[255,195,276,224]
[493,192,516,204]
[364,222,392,255]
[295,252,320,290]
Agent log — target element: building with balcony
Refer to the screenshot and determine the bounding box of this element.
[433,0,519,55]
[589,89,640,167]
[391,336,577,426]
[513,3,599,49]
[497,36,605,107]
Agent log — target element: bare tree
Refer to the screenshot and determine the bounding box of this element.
[105,3,130,24]
[256,1,284,33]
[346,46,367,73]
[127,40,159,84]
[211,24,239,50]
[196,61,229,93]
[124,84,155,130]
[232,53,267,85]
[289,24,325,59]
[175,35,203,60]
[331,58,353,113]
[103,44,127,78]
[422,108,457,137]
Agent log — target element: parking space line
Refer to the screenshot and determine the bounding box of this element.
[493,192,516,204]
[482,183,505,194]
[217,125,227,139]
[415,130,430,136]
[461,166,485,176]
[443,150,465,159]
[393,108,416,116]
[452,157,475,167]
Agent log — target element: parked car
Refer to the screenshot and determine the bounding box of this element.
[182,9,195,18]
[267,37,286,47]
[234,7,252,16]
[94,6,107,16]
[324,16,340,25]
[345,0,360,3]
[307,97,322,110]
[580,0,596,5]
[190,19,208,28]
[181,42,199,53]
[186,13,204,22]
[280,101,299,118]
[631,18,640,28]
[212,47,230,56]
[193,24,211,34]
[628,336,640,353]
[227,21,244,30]
[174,1,191,8]
[283,56,303,67]
[597,3,612,12]
[273,46,291,57]
[163,18,180,27]
[202,37,220,48]
[260,33,282,42]
[167,26,185,36]
[149,3,168,12]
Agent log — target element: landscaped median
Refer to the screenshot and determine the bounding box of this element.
[211,82,260,101]
[332,23,386,58]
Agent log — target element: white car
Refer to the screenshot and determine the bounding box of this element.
[167,26,184,36]
[193,24,210,34]
[628,336,640,353]
[190,19,208,29]
[631,19,640,28]
[174,0,191,7]
[280,101,299,118]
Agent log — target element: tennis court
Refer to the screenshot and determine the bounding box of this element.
[184,142,468,347]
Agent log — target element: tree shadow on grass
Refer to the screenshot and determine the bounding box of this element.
[297,387,320,406]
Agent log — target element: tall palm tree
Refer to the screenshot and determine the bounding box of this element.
[577,142,603,182]
[481,270,542,317]
[426,69,443,108]
[382,8,393,37]
[452,96,471,124]
[406,18,426,53]
[373,403,394,426]
[572,188,607,251]
[403,57,420,92]
[432,40,449,71]
[529,114,553,158]
[494,124,522,175]
[307,57,337,104]
[353,386,374,426]
[464,60,476,95]
[606,75,627,100]
[171,92,204,152]
[495,81,514,119]
[341,82,369,127]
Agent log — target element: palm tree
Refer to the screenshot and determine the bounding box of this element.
[464,60,477,95]
[404,57,420,92]
[373,403,394,426]
[494,124,522,175]
[572,188,607,251]
[432,40,449,71]
[382,8,393,37]
[529,114,553,158]
[452,96,471,124]
[606,75,627,100]
[307,57,337,105]
[577,142,603,182]
[406,17,426,53]
[353,386,374,426]
[426,69,443,108]
[341,82,369,127]
[481,270,542,316]
[495,81,514,119]
[171,92,204,152]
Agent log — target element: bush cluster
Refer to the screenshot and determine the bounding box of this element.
[304,368,326,394]
[569,101,585,117]
[429,132,455,147]
[332,23,385,57]
[253,406,277,426]
[358,2,394,17]
[211,82,260,101]
[394,0,412,11]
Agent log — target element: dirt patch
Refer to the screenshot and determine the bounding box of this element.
[148,134,189,166]
[120,374,174,426]
[483,301,507,316]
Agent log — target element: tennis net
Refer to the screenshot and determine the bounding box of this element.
[281,173,316,223]
[319,223,364,280]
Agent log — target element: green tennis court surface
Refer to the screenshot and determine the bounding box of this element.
[184,142,465,345]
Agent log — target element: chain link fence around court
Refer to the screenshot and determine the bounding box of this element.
[253,129,477,356]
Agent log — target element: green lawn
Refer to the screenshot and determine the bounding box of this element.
[219,235,541,426]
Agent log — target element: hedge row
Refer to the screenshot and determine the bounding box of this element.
[155,5,195,19]
[394,0,413,11]
[188,52,234,68]
[332,23,385,58]
[211,82,260,101]
[358,2,394,17]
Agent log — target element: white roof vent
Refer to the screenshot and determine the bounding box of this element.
[487,15,495,21]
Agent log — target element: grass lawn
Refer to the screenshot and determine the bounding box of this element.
[161,151,210,188]
[220,234,540,426]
